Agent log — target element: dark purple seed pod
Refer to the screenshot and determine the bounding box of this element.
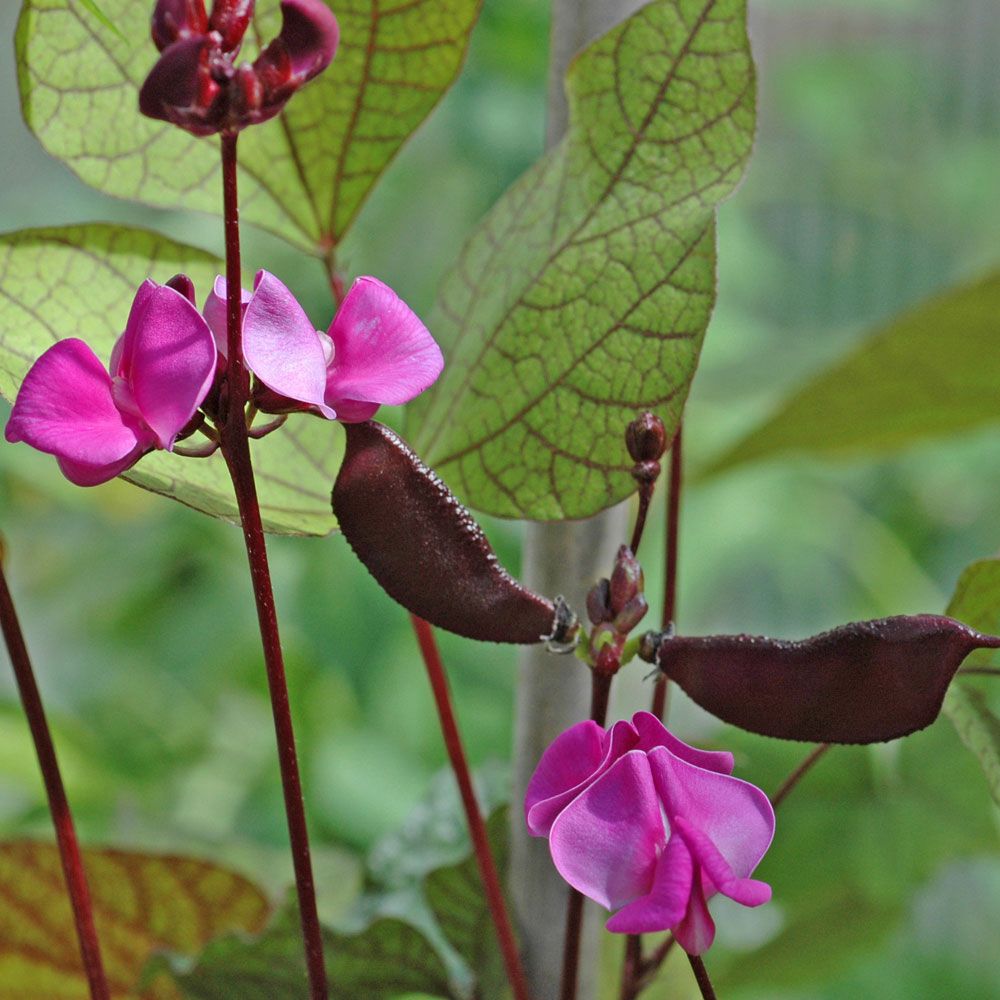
[332,420,575,645]
[655,615,1000,744]
[625,412,667,464]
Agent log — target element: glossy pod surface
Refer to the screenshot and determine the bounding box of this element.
[333,420,560,644]
[656,614,1000,744]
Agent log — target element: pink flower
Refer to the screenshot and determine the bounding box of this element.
[5,280,217,486]
[219,270,444,422]
[525,712,775,954]
[140,0,339,135]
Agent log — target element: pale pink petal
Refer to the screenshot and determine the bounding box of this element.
[242,270,332,415]
[673,817,772,908]
[648,747,775,881]
[325,277,443,413]
[548,751,663,911]
[5,339,144,472]
[606,832,693,934]
[525,718,639,836]
[631,712,734,775]
[125,285,217,449]
[672,880,716,955]
[203,275,251,358]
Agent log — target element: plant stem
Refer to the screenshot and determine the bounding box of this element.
[218,131,328,1000]
[771,742,831,810]
[0,549,109,1000]
[651,427,681,722]
[618,935,643,1000]
[688,954,718,1000]
[409,616,532,1000]
[958,667,1000,677]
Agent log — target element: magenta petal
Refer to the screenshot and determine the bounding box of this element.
[275,0,339,83]
[673,881,716,955]
[674,817,772,908]
[203,275,251,357]
[111,280,158,378]
[5,339,143,470]
[648,747,775,881]
[242,271,333,416]
[525,721,605,835]
[139,36,212,122]
[631,712,734,775]
[548,751,663,911]
[123,286,217,448]
[56,451,147,487]
[606,832,693,934]
[325,277,443,411]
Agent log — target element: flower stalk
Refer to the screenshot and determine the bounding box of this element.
[409,615,532,1000]
[0,546,109,1000]
[217,131,328,1000]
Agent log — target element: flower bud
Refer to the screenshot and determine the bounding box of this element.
[586,578,612,625]
[625,412,667,464]
[208,0,255,53]
[152,0,209,51]
[613,593,648,634]
[609,545,643,616]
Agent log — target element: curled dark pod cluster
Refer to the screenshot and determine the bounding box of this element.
[140,0,339,135]
[332,420,578,647]
[641,615,1000,744]
[585,546,649,674]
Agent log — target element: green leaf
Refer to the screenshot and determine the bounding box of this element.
[0,840,269,998]
[411,0,755,518]
[17,0,479,254]
[0,225,340,536]
[941,558,1000,807]
[78,0,124,39]
[703,271,1000,478]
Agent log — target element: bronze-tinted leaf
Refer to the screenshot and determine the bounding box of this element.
[655,615,1000,744]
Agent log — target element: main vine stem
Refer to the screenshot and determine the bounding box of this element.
[218,131,328,1000]
[410,616,532,1000]
[0,552,109,1000]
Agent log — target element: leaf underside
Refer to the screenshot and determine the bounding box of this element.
[702,270,1000,478]
[412,0,756,519]
[0,225,341,536]
[0,840,269,999]
[16,0,479,253]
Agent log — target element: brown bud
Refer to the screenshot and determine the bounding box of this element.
[586,578,612,625]
[655,615,1000,744]
[613,593,648,634]
[625,412,667,464]
[609,546,643,616]
[333,421,568,644]
[165,273,197,306]
[208,0,254,52]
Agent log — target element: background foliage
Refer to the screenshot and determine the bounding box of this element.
[1,0,1000,996]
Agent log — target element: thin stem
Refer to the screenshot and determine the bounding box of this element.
[687,954,718,1000]
[0,550,109,1000]
[618,935,643,1000]
[629,484,654,556]
[323,248,346,305]
[560,669,615,1000]
[218,131,328,1000]
[650,428,681,722]
[771,743,831,810]
[409,616,532,1000]
[958,667,1000,677]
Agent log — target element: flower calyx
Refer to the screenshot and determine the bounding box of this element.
[584,545,649,674]
[140,0,339,136]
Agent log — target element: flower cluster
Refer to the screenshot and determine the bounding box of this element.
[5,272,443,485]
[140,0,339,134]
[526,711,774,954]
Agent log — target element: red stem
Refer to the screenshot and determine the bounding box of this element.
[771,743,831,810]
[409,616,532,1000]
[218,131,328,1000]
[0,551,109,999]
[618,935,643,1000]
[559,669,615,1000]
[687,954,718,1000]
[650,427,681,722]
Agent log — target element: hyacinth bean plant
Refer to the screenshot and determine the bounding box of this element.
[2,0,1000,998]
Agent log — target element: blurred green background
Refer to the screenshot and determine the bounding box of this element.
[2,0,1000,996]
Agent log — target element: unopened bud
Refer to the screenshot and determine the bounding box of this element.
[152,0,209,51]
[609,545,643,616]
[613,593,648,634]
[626,412,667,464]
[586,578,612,625]
[208,0,255,52]
[165,273,197,305]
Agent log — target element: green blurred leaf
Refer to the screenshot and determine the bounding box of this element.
[78,0,124,38]
[0,840,269,998]
[703,271,1000,478]
[0,225,340,535]
[17,0,479,254]
[412,0,755,518]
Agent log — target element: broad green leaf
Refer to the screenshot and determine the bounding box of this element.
[703,271,1000,478]
[17,0,479,253]
[942,558,1000,807]
[412,0,755,519]
[0,225,340,536]
[0,840,269,998]
[78,0,124,38]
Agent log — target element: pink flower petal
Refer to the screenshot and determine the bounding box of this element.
[606,832,693,934]
[673,879,716,955]
[56,451,147,487]
[325,277,443,414]
[111,280,157,378]
[202,275,251,358]
[631,712,734,775]
[548,751,663,911]
[123,285,217,449]
[242,270,333,416]
[5,339,145,477]
[648,747,775,881]
[673,817,772,908]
